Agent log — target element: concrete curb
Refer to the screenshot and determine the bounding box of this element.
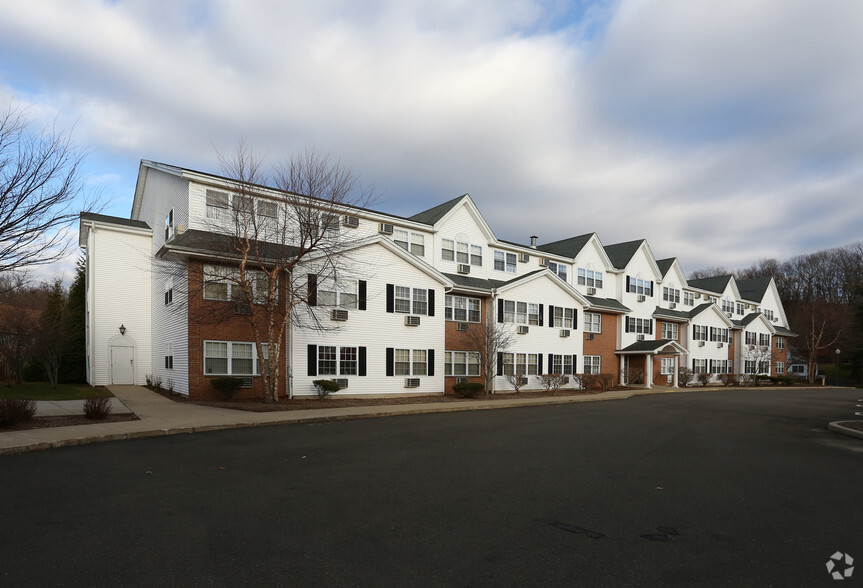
[0,385,845,456]
[828,421,863,440]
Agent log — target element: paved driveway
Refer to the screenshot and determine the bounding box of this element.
[1,387,860,586]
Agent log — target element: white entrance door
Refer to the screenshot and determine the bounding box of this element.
[110,346,135,384]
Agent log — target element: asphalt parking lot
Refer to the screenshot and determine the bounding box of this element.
[1,387,860,586]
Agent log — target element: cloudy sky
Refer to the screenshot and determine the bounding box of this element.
[2,0,861,282]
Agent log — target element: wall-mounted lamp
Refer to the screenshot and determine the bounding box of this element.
[119,324,127,336]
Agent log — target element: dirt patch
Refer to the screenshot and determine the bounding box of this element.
[2,414,140,432]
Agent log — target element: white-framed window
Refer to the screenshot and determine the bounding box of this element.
[549,354,575,375]
[494,251,517,273]
[393,349,427,376]
[683,292,695,306]
[393,228,425,257]
[584,355,601,374]
[445,351,481,376]
[318,277,358,310]
[164,342,174,370]
[392,286,429,315]
[501,352,515,376]
[663,287,680,303]
[627,276,652,295]
[548,262,567,281]
[692,358,707,374]
[692,325,708,341]
[203,265,272,304]
[759,360,770,374]
[445,295,481,323]
[204,341,268,376]
[501,299,540,325]
[553,307,576,328]
[577,268,603,289]
[662,322,679,340]
[627,317,652,334]
[513,353,539,376]
[206,189,229,220]
[164,277,174,306]
[442,237,482,266]
[709,327,729,343]
[660,358,674,375]
[776,337,785,350]
[736,302,744,315]
[775,361,785,375]
[257,199,278,230]
[709,359,732,374]
[584,312,601,334]
[165,208,174,241]
[759,333,771,347]
[745,360,756,374]
[764,309,774,321]
[745,331,757,346]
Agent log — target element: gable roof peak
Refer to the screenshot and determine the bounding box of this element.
[407,193,470,226]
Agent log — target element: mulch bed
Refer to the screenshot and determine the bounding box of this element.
[156,387,618,412]
[1,414,140,432]
[836,421,863,432]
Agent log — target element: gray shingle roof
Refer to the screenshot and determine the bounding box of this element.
[603,239,644,269]
[656,258,676,277]
[407,195,466,226]
[618,339,678,353]
[80,212,151,230]
[158,229,301,262]
[737,277,772,302]
[535,233,594,258]
[687,275,733,294]
[652,306,691,322]
[442,273,507,293]
[584,296,630,313]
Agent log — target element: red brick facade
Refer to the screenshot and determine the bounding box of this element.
[583,311,620,385]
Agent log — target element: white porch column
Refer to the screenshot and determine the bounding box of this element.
[644,354,653,389]
[672,355,679,388]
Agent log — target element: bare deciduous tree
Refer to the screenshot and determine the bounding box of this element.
[192,143,376,403]
[461,318,516,394]
[0,103,95,274]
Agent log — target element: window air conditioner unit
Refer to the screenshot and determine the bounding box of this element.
[698,341,705,347]
[717,342,723,348]
[518,253,530,263]
[772,317,778,322]
[456,377,468,385]
[239,377,253,388]
[405,315,421,326]
[456,322,468,331]
[637,334,645,341]
[560,329,570,338]
[560,377,570,385]
[637,295,646,302]
[725,312,732,318]
[517,376,529,386]
[405,378,420,388]
[694,293,701,299]
[334,378,348,389]
[342,215,359,228]
[669,303,676,309]
[586,332,594,340]
[457,263,471,274]
[539,258,550,267]
[234,301,252,315]
[379,222,394,235]
[587,287,597,295]
[517,325,529,335]
[331,309,349,321]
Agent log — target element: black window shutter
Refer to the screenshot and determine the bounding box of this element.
[358,347,367,376]
[498,299,504,323]
[626,275,631,293]
[538,354,544,375]
[625,318,630,333]
[428,289,435,317]
[649,281,654,297]
[427,349,434,376]
[307,345,317,376]
[307,274,318,306]
[572,355,578,375]
[649,320,653,335]
[693,325,697,338]
[358,281,367,311]
[385,347,394,376]
[549,305,555,327]
[572,308,577,329]
[538,304,544,326]
[386,284,394,313]
[497,352,504,376]
[548,354,554,374]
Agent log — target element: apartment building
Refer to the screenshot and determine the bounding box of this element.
[79,160,795,399]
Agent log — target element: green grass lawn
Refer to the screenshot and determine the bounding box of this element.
[0,382,112,400]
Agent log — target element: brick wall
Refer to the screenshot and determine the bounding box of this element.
[442,300,488,395]
[583,312,619,385]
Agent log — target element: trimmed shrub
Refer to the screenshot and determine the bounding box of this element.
[504,373,528,393]
[718,373,737,387]
[677,367,694,387]
[697,372,714,386]
[312,379,341,399]
[210,376,244,399]
[452,382,484,398]
[0,398,37,427]
[767,375,794,386]
[754,374,772,386]
[83,397,112,420]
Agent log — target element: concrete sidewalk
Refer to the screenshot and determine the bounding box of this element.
[0,384,845,455]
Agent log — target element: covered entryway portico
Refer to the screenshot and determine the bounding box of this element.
[617,339,688,389]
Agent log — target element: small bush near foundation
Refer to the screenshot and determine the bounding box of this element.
[0,398,37,427]
[582,373,614,391]
[677,367,694,387]
[737,373,753,386]
[538,374,565,394]
[83,397,112,420]
[505,374,528,393]
[718,373,737,387]
[697,372,713,386]
[313,379,340,399]
[754,374,772,386]
[210,377,244,399]
[452,382,484,398]
[767,375,794,386]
